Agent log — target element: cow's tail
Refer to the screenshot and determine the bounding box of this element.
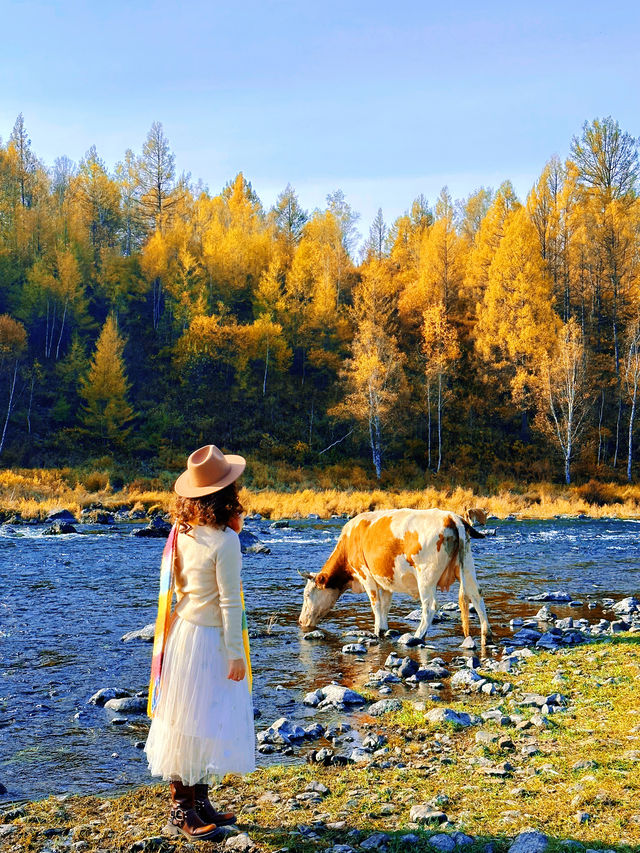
[454,516,472,638]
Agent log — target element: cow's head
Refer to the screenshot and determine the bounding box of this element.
[298,570,344,630]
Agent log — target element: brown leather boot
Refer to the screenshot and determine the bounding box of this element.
[194,783,236,826]
[166,780,224,841]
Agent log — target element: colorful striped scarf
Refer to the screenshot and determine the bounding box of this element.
[147,524,252,718]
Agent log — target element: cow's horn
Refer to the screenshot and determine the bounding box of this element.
[298,570,317,581]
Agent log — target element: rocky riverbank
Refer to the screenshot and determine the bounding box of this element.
[3,629,639,853]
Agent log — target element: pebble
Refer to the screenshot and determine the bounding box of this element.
[225,832,256,851]
[409,805,447,824]
[303,630,326,641]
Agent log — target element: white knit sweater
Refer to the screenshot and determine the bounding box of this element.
[173,524,244,659]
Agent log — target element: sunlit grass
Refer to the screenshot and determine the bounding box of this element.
[4,638,640,851]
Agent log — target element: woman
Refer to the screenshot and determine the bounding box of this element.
[145,444,256,841]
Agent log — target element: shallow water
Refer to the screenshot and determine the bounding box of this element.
[0,516,639,802]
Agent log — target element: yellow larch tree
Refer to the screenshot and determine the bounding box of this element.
[80,315,134,444]
[462,180,519,318]
[475,207,559,416]
[399,188,467,325]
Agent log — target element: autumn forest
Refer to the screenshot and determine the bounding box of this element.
[0,115,639,488]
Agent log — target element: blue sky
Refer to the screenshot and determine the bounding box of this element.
[1,0,638,240]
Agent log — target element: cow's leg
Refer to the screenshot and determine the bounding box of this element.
[361,578,384,636]
[463,573,492,644]
[414,575,437,640]
[377,589,393,634]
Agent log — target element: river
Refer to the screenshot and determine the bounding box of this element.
[1,516,639,802]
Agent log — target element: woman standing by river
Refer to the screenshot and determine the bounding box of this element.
[144,444,255,841]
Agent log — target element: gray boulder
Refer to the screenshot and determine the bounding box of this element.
[426,707,480,727]
[612,596,639,615]
[239,529,271,554]
[429,834,456,853]
[121,624,155,642]
[508,831,548,853]
[368,698,402,716]
[450,668,483,688]
[104,696,147,713]
[43,521,77,535]
[89,687,132,706]
[46,509,77,522]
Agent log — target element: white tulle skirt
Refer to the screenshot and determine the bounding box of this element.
[145,616,255,785]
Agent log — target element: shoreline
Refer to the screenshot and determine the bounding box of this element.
[3,635,640,852]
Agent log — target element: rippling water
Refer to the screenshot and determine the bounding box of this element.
[1,516,639,802]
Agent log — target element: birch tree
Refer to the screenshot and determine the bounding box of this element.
[0,314,27,454]
[421,302,460,472]
[537,319,591,484]
[624,318,640,481]
[331,261,405,478]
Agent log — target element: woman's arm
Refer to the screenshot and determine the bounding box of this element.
[216,529,246,678]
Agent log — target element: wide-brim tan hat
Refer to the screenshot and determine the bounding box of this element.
[174,444,246,498]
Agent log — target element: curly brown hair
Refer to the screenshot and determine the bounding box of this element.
[173,481,244,531]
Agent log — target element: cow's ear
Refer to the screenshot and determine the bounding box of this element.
[316,573,328,588]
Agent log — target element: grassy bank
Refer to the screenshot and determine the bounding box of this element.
[2,468,640,521]
[3,637,640,852]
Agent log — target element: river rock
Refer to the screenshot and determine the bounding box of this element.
[450,668,483,688]
[409,805,447,824]
[121,624,155,642]
[535,606,556,621]
[361,833,390,851]
[350,747,371,763]
[104,696,147,713]
[426,708,480,727]
[508,831,548,853]
[89,687,132,706]
[397,656,419,678]
[46,509,77,522]
[43,521,77,535]
[303,630,326,641]
[239,529,271,554]
[429,834,456,852]
[460,636,476,649]
[611,596,640,615]
[342,643,367,654]
[405,609,422,622]
[529,591,572,602]
[313,684,366,708]
[0,825,16,838]
[260,717,306,744]
[368,698,402,716]
[131,522,169,538]
[512,627,544,646]
[397,632,425,647]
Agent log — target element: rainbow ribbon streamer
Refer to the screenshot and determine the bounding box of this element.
[147,524,178,718]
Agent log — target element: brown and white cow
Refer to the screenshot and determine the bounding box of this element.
[298,508,492,644]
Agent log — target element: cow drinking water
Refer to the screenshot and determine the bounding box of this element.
[298,508,492,644]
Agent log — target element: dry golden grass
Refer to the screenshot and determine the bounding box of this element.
[1,468,640,521]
